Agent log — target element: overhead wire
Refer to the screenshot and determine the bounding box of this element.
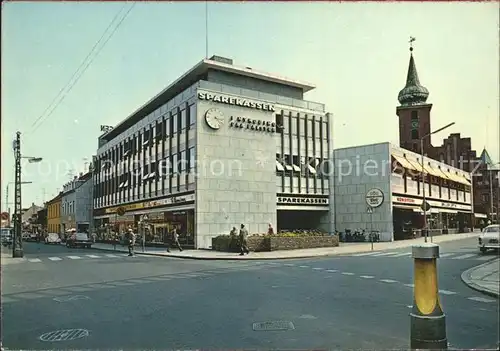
[28,2,136,135]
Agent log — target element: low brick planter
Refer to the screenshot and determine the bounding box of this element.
[212,235,339,252]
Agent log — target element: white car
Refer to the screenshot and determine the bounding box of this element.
[478,224,500,254]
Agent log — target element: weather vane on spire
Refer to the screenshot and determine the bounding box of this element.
[409,36,416,52]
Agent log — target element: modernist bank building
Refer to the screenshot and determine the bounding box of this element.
[93,55,332,249]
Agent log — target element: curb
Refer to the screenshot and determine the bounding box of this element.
[90,246,344,261]
[460,258,500,298]
[91,232,479,261]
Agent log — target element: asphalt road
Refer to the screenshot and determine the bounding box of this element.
[1,238,498,350]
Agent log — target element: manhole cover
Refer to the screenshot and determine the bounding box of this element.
[39,329,89,342]
[252,321,295,331]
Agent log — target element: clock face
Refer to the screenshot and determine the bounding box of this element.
[205,108,224,130]
[411,120,419,129]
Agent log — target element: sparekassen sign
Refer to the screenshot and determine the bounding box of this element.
[198,92,275,112]
[278,197,329,205]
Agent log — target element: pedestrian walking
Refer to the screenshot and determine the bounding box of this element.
[126,228,136,256]
[172,227,183,251]
[239,223,250,256]
[163,229,171,253]
[267,223,275,235]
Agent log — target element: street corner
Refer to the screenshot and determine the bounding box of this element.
[461,258,500,298]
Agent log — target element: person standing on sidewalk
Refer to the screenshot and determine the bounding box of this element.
[239,224,250,255]
[126,228,136,256]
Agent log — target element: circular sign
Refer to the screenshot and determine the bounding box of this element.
[1,212,9,220]
[366,188,384,208]
[116,207,126,216]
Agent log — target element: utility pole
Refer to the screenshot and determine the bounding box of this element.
[13,132,23,258]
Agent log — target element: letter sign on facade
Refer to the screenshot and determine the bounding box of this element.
[198,92,275,112]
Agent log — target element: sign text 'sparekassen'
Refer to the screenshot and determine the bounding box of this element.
[198,92,275,112]
[278,197,329,205]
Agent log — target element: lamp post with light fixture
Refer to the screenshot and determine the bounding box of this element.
[12,131,43,258]
[420,122,455,243]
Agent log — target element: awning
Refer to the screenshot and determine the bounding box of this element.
[438,208,458,214]
[424,164,443,178]
[436,167,450,180]
[276,160,285,172]
[445,171,470,185]
[406,158,424,173]
[307,164,317,174]
[392,154,418,171]
[463,172,471,181]
[475,213,488,218]
[291,164,301,172]
[393,204,420,210]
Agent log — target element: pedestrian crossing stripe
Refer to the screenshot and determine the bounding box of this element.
[48,257,63,261]
[67,256,82,260]
[28,258,41,263]
[451,254,476,260]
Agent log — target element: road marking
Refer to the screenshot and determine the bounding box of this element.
[353,252,380,256]
[48,257,63,261]
[312,267,324,270]
[360,275,374,279]
[105,254,120,258]
[326,269,338,273]
[67,256,82,260]
[341,272,354,275]
[372,252,397,256]
[438,289,457,295]
[439,253,455,258]
[391,252,412,257]
[299,265,309,268]
[451,254,475,260]
[28,258,42,263]
[380,279,398,283]
[475,256,493,261]
[467,296,496,303]
[404,283,415,288]
[86,255,100,258]
[284,263,295,266]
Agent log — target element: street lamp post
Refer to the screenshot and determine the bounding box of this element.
[12,131,42,258]
[420,122,455,243]
[489,162,500,223]
[6,181,33,224]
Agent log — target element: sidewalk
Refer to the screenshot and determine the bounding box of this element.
[90,232,479,261]
[461,258,500,298]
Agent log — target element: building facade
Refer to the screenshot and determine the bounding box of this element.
[93,55,332,249]
[61,173,93,232]
[47,193,62,233]
[396,46,498,222]
[332,142,473,241]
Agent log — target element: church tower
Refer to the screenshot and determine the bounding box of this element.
[396,38,433,155]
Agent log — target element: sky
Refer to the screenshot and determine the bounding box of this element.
[1,1,499,209]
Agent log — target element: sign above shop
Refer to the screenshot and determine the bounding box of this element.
[229,116,276,133]
[198,92,275,112]
[394,196,418,204]
[277,196,329,205]
[144,194,196,208]
[105,202,144,214]
[366,188,384,208]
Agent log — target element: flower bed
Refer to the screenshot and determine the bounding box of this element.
[211,232,339,252]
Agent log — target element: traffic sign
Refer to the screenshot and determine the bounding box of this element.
[1,212,9,220]
[420,201,431,212]
[366,188,384,208]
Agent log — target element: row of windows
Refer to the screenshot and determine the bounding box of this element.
[276,113,328,139]
[392,174,470,202]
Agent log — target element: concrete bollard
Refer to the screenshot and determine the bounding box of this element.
[410,243,448,350]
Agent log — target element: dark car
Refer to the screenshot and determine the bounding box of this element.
[66,232,92,248]
[45,233,62,245]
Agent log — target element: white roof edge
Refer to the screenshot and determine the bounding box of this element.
[203,58,316,92]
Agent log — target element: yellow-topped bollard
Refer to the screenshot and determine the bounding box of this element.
[410,243,447,350]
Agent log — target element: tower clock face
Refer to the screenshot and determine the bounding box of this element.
[411,120,419,129]
[204,108,224,130]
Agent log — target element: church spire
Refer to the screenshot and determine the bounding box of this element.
[398,37,429,106]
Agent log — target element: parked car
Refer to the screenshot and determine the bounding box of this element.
[66,232,92,248]
[45,233,62,245]
[478,224,500,254]
[1,227,13,247]
[25,232,38,242]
